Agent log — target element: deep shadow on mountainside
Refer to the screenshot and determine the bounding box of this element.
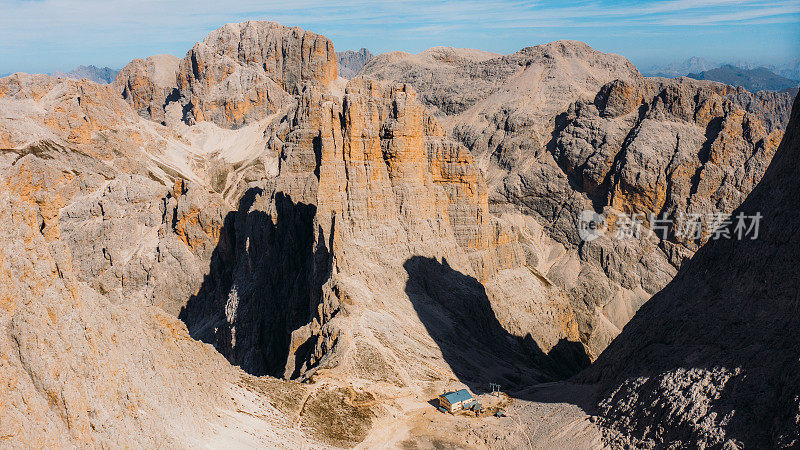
[579,93,800,448]
[403,256,590,395]
[180,188,333,378]
[359,41,794,360]
[177,192,593,385]
[2,18,799,446]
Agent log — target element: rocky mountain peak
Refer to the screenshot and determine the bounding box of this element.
[358,39,794,361]
[1,18,797,448]
[116,20,338,129]
[178,20,337,128]
[115,54,180,125]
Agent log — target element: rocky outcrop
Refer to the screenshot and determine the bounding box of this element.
[115,54,180,125]
[0,74,137,146]
[337,48,373,79]
[0,69,365,447]
[180,79,582,383]
[116,21,338,129]
[0,24,592,445]
[361,46,505,116]
[564,77,789,248]
[580,93,800,449]
[0,72,240,315]
[360,41,795,357]
[2,19,796,447]
[0,79,267,446]
[0,171,241,446]
[177,21,337,128]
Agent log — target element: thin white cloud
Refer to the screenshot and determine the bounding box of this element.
[0,0,797,71]
[2,0,798,36]
[657,3,800,25]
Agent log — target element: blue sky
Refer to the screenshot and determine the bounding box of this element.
[0,0,798,74]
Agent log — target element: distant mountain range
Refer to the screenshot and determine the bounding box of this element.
[733,59,800,81]
[644,56,714,78]
[687,64,799,93]
[336,48,373,79]
[645,57,800,81]
[52,65,119,84]
[0,65,119,84]
[644,58,799,93]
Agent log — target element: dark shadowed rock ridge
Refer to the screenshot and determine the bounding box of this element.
[580,93,800,448]
[110,21,587,384]
[177,76,584,383]
[179,189,332,378]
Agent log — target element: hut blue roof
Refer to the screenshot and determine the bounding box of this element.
[442,389,473,403]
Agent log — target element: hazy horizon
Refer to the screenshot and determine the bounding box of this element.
[1,0,798,75]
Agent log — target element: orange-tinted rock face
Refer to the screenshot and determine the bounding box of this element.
[294,79,515,277]
[115,54,180,125]
[114,21,337,130]
[176,21,337,129]
[169,179,224,253]
[0,74,136,146]
[7,157,77,240]
[427,139,488,249]
[361,43,795,362]
[3,19,795,446]
[583,94,800,449]
[176,78,580,382]
[0,21,589,447]
[273,79,479,251]
[603,81,787,248]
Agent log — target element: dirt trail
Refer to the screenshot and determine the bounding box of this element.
[343,386,409,408]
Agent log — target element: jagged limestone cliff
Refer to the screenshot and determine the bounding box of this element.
[360,42,794,356]
[581,92,800,450]
[0,22,582,446]
[0,20,794,447]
